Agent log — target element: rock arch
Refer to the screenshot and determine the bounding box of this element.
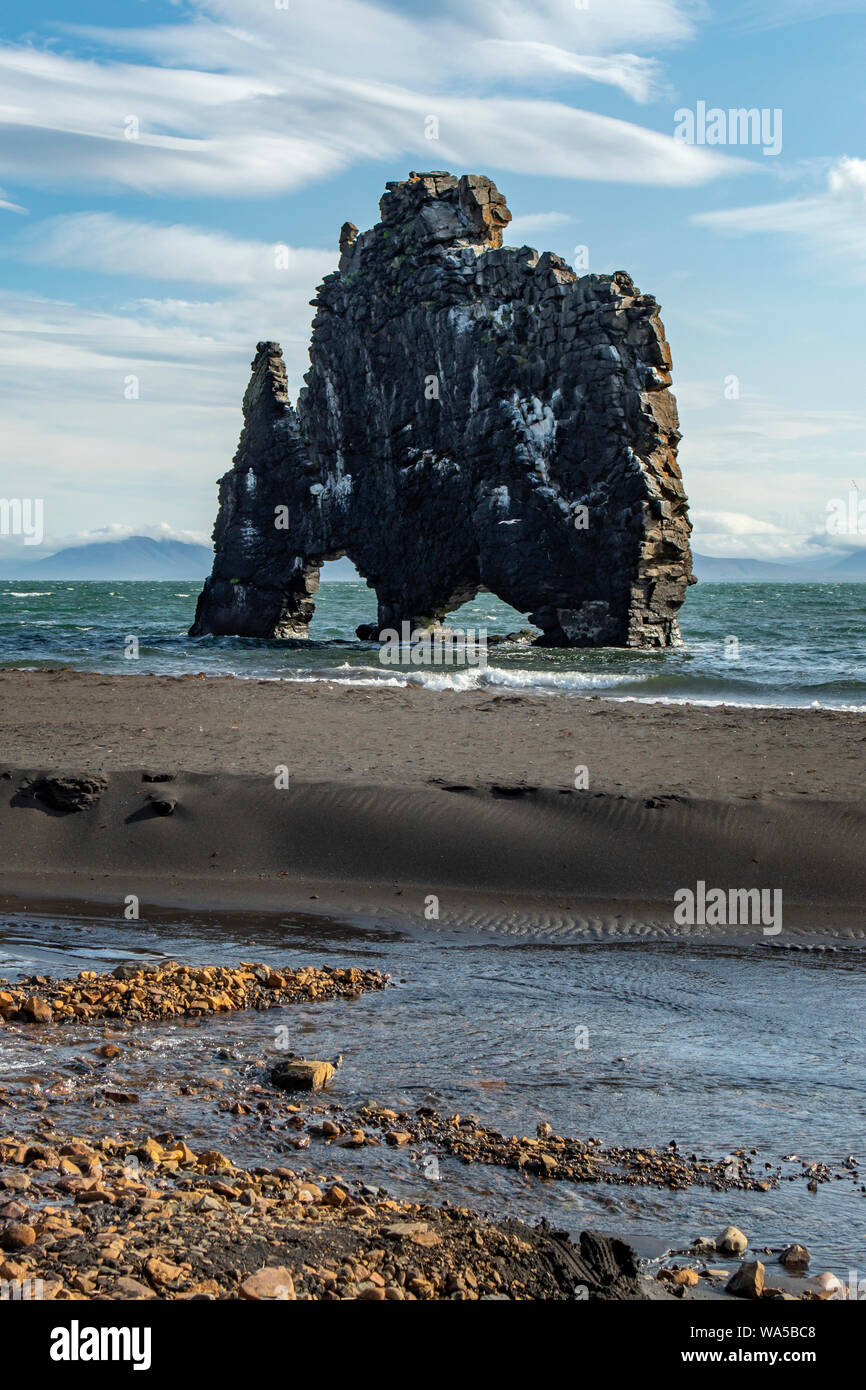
[191,172,693,647]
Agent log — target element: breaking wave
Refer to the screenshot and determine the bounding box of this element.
[2,579,865,708]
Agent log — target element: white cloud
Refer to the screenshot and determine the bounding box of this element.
[689,508,807,559]
[441,0,696,51]
[470,42,662,103]
[21,213,335,287]
[808,532,866,554]
[693,536,814,559]
[692,156,866,279]
[505,212,573,240]
[0,186,27,214]
[76,0,697,91]
[0,521,213,565]
[0,217,331,537]
[691,509,785,536]
[675,382,866,557]
[0,0,740,200]
[726,0,866,34]
[49,521,212,549]
[0,0,816,547]
[690,509,824,559]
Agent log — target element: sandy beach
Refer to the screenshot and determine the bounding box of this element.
[1,670,864,939]
[2,677,863,1310]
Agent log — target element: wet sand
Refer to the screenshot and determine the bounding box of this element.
[1,671,864,938]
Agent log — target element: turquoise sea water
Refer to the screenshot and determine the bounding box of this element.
[1,579,865,707]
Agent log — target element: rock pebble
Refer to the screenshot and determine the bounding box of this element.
[0,1128,627,1301]
[0,960,387,1026]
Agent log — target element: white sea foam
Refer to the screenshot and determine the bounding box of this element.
[275,663,646,694]
[608,695,866,713]
[254,665,866,711]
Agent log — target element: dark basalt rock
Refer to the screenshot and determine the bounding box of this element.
[191,171,693,648]
[570,1229,643,1300]
[25,775,107,814]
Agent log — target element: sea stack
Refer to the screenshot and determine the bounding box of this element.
[191,172,693,647]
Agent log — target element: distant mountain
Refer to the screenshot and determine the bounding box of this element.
[828,549,866,579]
[692,552,866,583]
[692,553,820,582]
[0,536,213,580]
[1,539,862,583]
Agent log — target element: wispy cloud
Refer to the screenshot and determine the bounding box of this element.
[507,211,573,241]
[0,187,27,214]
[690,508,807,559]
[691,509,785,536]
[692,156,866,279]
[49,521,212,549]
[0,0,740,200]
[21,213,335,287]
[470,42,662,103]
[723,0,866,34]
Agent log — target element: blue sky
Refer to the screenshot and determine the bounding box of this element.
[1,0,864,561]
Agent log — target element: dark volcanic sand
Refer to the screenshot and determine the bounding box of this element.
[0,671,864,938]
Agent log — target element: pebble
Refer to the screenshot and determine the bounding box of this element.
[240,1267,296,1300]
[271,1060,336,1093]
[779,1243,810,1272]
[726,1260,764,1299]
[0,1221,36,1250]
[717,1225,748,1254]
[0,960,388,1028]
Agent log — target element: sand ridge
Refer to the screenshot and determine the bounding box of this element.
[1,671,864,938]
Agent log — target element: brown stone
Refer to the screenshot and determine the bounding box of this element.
[144,1255,187,1286]
[717,1225,748,1254]
[112,1277,156,1300]
[726,1261,765,1299]
[136,1138,165,1165]
[22,996,53,1024]
[411,1230,441,1249]
[779,1244,810,1273]
[239,1267,296,1300]
[386,1220,430,1238]
[0,1222,36,1250]
[197,1150,233,1172]
[271,1059,335,1092]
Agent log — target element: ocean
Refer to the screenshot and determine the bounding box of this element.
[1,579,865,708]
